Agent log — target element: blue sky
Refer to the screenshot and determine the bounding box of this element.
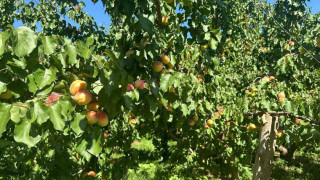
[14,0,320,30]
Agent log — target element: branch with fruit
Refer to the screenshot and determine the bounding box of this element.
[244,111,320,126]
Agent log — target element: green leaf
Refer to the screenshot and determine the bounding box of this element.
[210,38,218,50]
[85,36,94,47]
[204,32,211,41]
[13,27,38,57]
[14,117,41,148]
[105,49,119,69]
[10,103,28,124]
[124,90,139,109]
[87,126,102,156]
[37,83,54,96]
[51,52,67,69]
[0,103,11,138]
[76,40,94,59]
[131,138,155,152]
[60,99,75,120]
[76,139,92,161]
[150,78,159,95]
[181,103,188,116]
[48,102,65,131]
[33,100,50,125]
[124,95,134,109]
[0,81,6,94]
[71,113,87,136]
[261,99,271,111]
[146,95,157,115]
[40,35,58,55]
[33,67,57,90]
[125,90,139,101]
[0,31,10,56]
[160,73,172,91]
[10,106,20,123]
[27,74,37,94]
[118,0,134,16]
[138,15,154,34]
[213,29,222,42]
[99,87,122,120]
[285,101,292,113]
[212,57,220,67]
[66,44,77,65]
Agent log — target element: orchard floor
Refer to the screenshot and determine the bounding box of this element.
[271,151,320,180]
[126,150,320,180]
[1,150,319,179]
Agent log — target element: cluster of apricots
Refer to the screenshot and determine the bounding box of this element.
[152,54,174,74]
[127,112,137,125]
[188,114,199,127]
[247,124,285,138]
[69,80,108,127]
[126,79,146,92]
[277,92,285,103]
[276,130,284,138]
[203,109,224,128]
[247,123,258,132]
[245,76,275,97]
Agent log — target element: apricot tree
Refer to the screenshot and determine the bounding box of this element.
[0,0,320,179]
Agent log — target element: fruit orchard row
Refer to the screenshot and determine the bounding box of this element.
[1,0,320,178]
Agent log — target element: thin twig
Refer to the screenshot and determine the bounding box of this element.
[92,52,105,69]
[13,104,29,109]
[244,111,320,126]
[167,130,180,142]
[154,0,162,27]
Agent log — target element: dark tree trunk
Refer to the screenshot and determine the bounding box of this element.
[286,143,297,161]
[279,145,288,158]
[279,143,297,162]
[230,156,239,180]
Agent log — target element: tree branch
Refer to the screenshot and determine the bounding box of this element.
[13,104,29,109]
[197,21,202,74]
[214,8,218,29]
[198,49,202,74]
[92,52,105,69]
[154,0,162,27]
[244,111,320,126]
[167,130,180,142]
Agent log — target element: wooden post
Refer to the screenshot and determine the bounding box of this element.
[252,113,278,180]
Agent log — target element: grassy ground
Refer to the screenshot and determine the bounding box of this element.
[126,150,320,180]
[272,151,320,180]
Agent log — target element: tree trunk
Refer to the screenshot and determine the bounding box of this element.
[278,145,288,158]
[286,143,297,161]
[279,143,297,162]
[252,114,278,180]
[230,156,239,180]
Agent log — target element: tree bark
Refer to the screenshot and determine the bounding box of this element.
[278,145,288,158]
[286,143,297,162]
[252,114,278,180]
[230,155,239,180]
[279,143,297,162]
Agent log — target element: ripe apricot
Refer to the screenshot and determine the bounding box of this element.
[153,61,164,72]
[70,80,87,95]
[161,55,171,64]
[87,101,101,111]
[74,90,92,105]
[126,84,135,91]
[86,111,98,124]
[134,80,146,89]
[97,111,109,127]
